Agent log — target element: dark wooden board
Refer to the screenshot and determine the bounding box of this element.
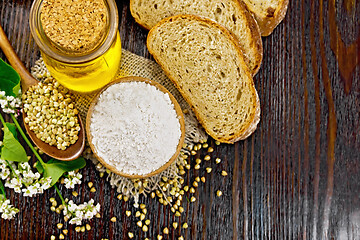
[0,0,359,239]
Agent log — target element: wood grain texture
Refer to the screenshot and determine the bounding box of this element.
[0,0,359,239]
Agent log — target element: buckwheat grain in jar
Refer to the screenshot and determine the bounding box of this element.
[29,0,121,93]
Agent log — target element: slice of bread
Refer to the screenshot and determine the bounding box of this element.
[130,0,263,75]
[147,15,260,143]
[241,0,289,36]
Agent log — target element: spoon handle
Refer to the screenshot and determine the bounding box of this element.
[0,24,38,91]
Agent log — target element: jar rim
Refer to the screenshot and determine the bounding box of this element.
[29,0,119,64]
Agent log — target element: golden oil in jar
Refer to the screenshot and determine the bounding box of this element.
[29,0,121,93]
[41,33,121,92]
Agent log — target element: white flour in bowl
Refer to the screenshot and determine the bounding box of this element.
[89,81,181,175]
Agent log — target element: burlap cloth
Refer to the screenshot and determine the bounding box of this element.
[31,49,207,204]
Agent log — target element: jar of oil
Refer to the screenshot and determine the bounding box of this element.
[29,0,121,93]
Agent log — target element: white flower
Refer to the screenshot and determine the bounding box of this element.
[34,172,41,180]
[0,162,10,180]
[0,92,21,114]
[3,160,52,197]
[84,211,93,219]
[69,217,82,225]
[63,171,82,189]
[5,178,22,193]
[67,200,77,212]
[40,177,52,191]
[0,198,19,220]
[22,185,38,197]
[19,162,31,172]
[63,198,101,225]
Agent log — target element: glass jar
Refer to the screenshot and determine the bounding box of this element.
[29,0,122,93]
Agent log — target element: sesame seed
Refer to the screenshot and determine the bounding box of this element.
[137,221,142,227]
[86,224,91,231]
[221,171,228,176]
[173,222,178,229]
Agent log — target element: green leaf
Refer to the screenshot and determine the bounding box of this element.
[0,59,21,97]
[42,157,86,186]
[1,124,28,162]
[5,123,17,140]
[0,180,5,198]
[35,161,44,174]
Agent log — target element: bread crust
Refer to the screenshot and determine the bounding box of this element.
[129,0,153,30]
[147,14,260,143]
[130,0,263,76]
[242,0,289,36]
[228,90,260,143]
[236,0,263,75]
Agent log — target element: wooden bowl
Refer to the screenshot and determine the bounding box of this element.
[86,76,185,179]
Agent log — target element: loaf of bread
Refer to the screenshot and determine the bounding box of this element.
[242,0,289,36]
[147,15,260,143]
[130,0,263,75]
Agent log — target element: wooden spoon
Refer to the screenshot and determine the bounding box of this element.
[0,24,85,161]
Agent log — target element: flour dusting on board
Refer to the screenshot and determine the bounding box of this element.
[89,81,181,175]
